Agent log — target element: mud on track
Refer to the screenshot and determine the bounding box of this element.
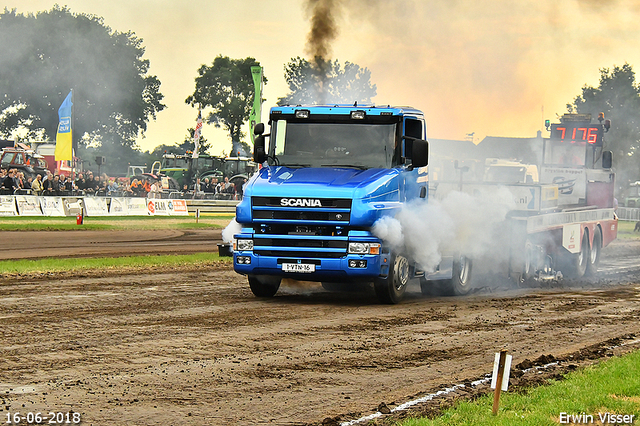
[0,236,640,425]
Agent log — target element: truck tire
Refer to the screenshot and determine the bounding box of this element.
[374,253,409,304]
[441,255,473,296]
[248,275,281,298]
[562,230,589,279]
[586,226,602,276]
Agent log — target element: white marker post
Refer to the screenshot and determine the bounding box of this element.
[196,208,200,224]
[491,349,512,415]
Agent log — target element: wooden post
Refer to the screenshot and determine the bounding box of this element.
[492,349,508,415]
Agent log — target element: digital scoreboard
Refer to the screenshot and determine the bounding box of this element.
[549,123,602,145]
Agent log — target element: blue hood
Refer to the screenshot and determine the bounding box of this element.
[246,166,398,199]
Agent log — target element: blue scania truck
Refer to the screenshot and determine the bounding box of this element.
[232,104,471,303]
[232,107,618,303]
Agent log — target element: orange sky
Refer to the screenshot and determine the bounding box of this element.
[4,0,640,153]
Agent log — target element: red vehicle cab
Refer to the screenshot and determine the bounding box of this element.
[0,147,49,179]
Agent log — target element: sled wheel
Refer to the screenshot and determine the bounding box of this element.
[586,226,602,276]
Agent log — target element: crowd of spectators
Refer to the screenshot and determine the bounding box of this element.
[1,169,152,197]
[1,168,246,200]
[182,176,244,200]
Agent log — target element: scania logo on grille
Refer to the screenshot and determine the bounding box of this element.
[280,198,322,207]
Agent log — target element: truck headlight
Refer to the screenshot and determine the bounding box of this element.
[236,239,254,251]
[348,242,380,254]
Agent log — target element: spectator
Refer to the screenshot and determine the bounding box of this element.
[97,177,108,195]
[221,177,234,194]
[42,171,53,194]
[31,174,43,195]
[16,171,25,191]
[121,178,134,197]
[64,175,75,193]
[142,178,151,196]
[2,169,19,193]
[85,171,100,195]
[24,176,33,191]
[75,173,85,194]
[204,177,215,195]
[200,177,208,194]
[193,177,204,199]
[51,175,61,195]
[237,178,247,199]
[149,180,161,199]
[58,175,68,195]
[181,183,190,199]
[107,179,119,195]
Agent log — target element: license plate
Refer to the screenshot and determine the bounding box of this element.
[282,263,315,273]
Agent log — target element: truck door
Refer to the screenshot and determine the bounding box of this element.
[402,117,425,201]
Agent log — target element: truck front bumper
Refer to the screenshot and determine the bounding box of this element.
[233,251,389,282]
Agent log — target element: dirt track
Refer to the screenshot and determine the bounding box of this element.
[1,232,640,425]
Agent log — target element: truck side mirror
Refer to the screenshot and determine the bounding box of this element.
[412,139,429,168]
[254,135,266,164]
[254,123,265,136]
[602,150,613,169]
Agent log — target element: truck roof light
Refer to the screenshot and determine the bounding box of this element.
[351,110,366,120]
[295,109,310,119]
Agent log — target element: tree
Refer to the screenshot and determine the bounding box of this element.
[0,6,165,153]
[278,56,377,106]
[568,63,640,186]
[186,56,266,157]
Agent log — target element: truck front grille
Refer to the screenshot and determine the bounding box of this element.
[252,197,352,224]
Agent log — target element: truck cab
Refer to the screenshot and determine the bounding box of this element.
[232,104,450,303]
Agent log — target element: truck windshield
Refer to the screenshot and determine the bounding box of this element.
[270,120,397,169]
[544,140,586,166]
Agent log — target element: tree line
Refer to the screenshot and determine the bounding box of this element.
[0,6,639,187]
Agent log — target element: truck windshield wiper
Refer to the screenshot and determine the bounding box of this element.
[321,164,368,170]
[281,163,311,168]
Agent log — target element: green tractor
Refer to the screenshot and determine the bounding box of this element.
[153,153,256,193]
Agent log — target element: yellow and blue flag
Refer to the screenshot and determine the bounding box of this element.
[55,90,73,161]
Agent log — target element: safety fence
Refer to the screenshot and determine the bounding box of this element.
[617,207,640,222]
[0,195,190,217]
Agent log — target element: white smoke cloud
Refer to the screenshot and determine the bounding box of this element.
[222,218,242,243]
[372,187,516,272]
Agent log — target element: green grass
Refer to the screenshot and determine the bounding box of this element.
[0,214,235,231]
[398,350,640,426]
[0,252,231,275]
[616,220,640,240]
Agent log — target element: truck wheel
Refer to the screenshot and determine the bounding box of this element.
[374,253,409,304]
[586,226,602,276]
[248,275,281,298]
[562,230,590,279]
[442,255,473,296]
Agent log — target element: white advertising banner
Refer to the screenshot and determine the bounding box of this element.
[0,195,17,216]
[126,197,149,216]
[82,197,110,216]
[147,199,169,216]
[108,197,128,216]
[15,195,43,216]
[167,199,189,216]
[39,197,66,216]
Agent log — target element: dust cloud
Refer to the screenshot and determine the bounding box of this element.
[222,218,241,243]
[372,187,516,272]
